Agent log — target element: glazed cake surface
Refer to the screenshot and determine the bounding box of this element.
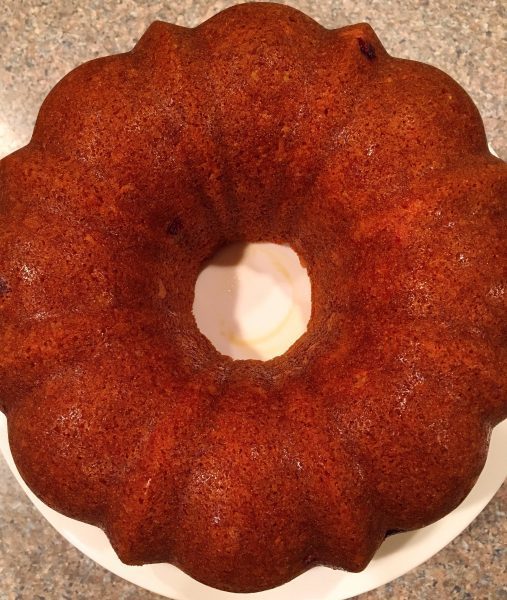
[0,2,506,593]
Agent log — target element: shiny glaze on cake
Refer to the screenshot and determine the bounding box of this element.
[0,2,506,593]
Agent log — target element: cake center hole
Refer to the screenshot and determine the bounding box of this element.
[193,242,311,360]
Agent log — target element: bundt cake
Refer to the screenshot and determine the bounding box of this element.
[0,2,506,593]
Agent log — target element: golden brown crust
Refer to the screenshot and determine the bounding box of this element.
[0,2,505,593]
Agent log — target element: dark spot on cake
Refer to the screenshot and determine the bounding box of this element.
[0,277,10,295]
[385,528,404,538]
[358,37,376,60]
[166,217,182,236]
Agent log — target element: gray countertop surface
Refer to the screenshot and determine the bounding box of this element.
[0,1,505,599]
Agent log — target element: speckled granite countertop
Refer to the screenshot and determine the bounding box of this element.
[0,1,505,599]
